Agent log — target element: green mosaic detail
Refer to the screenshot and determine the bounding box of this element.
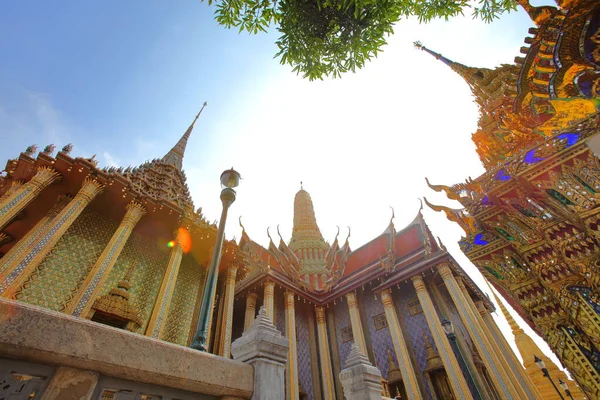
[15,208,116,311]
[162,255,204,345]
[100,231,169,334]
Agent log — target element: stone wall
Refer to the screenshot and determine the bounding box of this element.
[0,298,253,399]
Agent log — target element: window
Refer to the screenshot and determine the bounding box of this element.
[407,299,423,316]
[373,313,388,330]
[340,326,354,343]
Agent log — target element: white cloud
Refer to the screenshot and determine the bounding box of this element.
[103,151,120,168]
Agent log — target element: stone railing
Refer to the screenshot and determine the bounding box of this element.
[0,299,288,400]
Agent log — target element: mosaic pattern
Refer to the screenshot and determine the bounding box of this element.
[14,208,116,311]
[360,289,394,378]
[162,254,204,345]
[151,247,183,337]
[295,307,315,400]
[72,227,131,317]
[333,301,353,370]
[0,189,28,216]
[99,230,169,334]
[274,290,285,336]
[395,282,434,399]
[3,201,81,292]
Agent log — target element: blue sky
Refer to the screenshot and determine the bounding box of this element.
[0,0,279,165]
[0,0,565,367]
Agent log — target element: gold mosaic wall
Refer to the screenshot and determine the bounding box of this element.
[162,254,205,345]
[99,229,169,334]
[14,208,172,335]
[15,209,116,311]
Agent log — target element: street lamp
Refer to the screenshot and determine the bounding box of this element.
[191,168,241,351]
[559,378,576,400]
[534,355,565,400]
[440,317,483,400]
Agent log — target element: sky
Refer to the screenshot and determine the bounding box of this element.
[0,0,565,371]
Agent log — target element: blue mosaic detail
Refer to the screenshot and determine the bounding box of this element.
[360,290,394,378]
[274,291,285,335]
[524,149,546,164]
[295,308,315,400]
[0,189,29,216]
[556,132,579,148]
[494,170,510,181]
[473,233,489,246]
[333,301,352,370]
[395,282,433,400]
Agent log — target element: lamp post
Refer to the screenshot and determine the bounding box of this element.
[440,317,483,400]
[534,355,565,400]
[191,168,241,352]
[559,378,576,400]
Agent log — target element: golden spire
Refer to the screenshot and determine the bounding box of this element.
[289,187,328,252]
[485,280,582,399]
[162,102,207,170]
[414,41,490,89]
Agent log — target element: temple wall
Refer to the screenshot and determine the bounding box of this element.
[274,287,285,335]
[162,254,204,345]
[360,288,393,378]
[296,305,315,400]
[333,299,353,372]
[394,282,433,399]
[13,208,116,312]
[13,208,171,335]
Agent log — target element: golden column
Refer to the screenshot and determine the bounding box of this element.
[243,292,258,331]
[284,291,299,400]
[264,280,275,321]
[456,277,533,399]
[380,288,423,400]
[475,300,543,400]
[0,194,70,279]
[0,167,61,230]
[411,276,474,400]
[67,200,146,318]
[345,291,367,355]
[1,177,104,298]
[145,242,184,338]
[217,265,238,358]
[315,306,335,400]
[438,263,520,399]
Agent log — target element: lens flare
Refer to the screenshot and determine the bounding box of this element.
[167,240,175,248]
[176,227,192,253]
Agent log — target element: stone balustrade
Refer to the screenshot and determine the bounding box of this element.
[0,298,255,399]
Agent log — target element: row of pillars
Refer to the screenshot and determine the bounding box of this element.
[0,170,186,340]
[225,263,543,400]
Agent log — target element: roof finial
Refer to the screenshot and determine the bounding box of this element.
[162,101,208,170]
[414,41,454,66]
[300,181,303,190]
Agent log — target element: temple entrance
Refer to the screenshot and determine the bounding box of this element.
[430,369,455,400]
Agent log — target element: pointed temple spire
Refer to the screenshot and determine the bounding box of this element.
[486,281,582,398]
[413,41,489,89]
[289,187,328,252]
[162,102,207,170]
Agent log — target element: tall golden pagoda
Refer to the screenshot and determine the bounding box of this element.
[423,0,600,398]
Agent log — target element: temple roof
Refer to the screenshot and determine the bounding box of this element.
[162,102,207,171]
[119,104,207,211]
